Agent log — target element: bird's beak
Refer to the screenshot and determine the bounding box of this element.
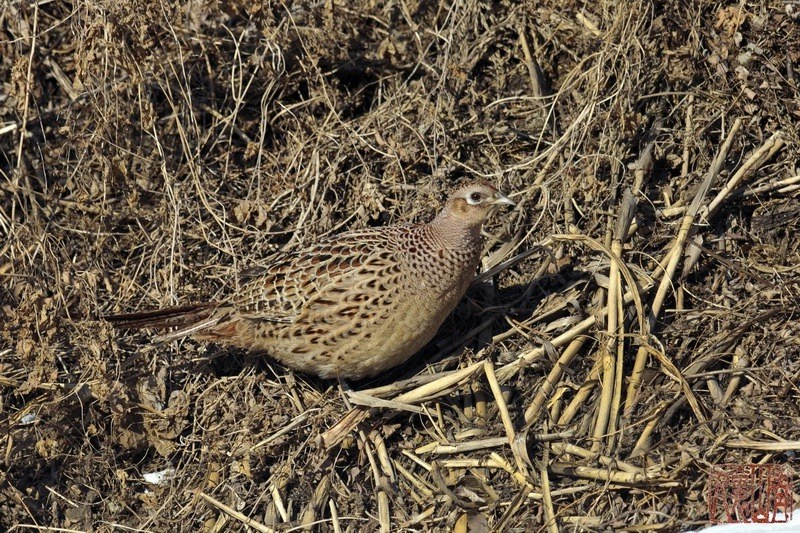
[492,191,515,207]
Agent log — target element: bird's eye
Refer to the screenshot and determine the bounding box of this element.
[467,192,483,205]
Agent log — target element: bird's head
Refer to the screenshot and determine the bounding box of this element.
[442,181,515,227]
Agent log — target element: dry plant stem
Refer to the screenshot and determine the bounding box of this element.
[394,462,435,499]
[496,314,594,384]
[550,442,644,475]
[12,2,39,228]
[494,489,531,532]
[473,247,543,285]
[251,411,312,449]
[475,386,488,427]
[518,29,548,100]
[706,131,784,219]
[358,368,468,398]
[325,363,485,450]
[720,348,748,407]
[484,362,515,445]
[0,242,36,277]
[576,11,603,37]
[198,491,274,533]
[372,428,397,488]
[630,398,678,460]
[609,289,626,448]
[681,130,785,274]
[630,338,714,458]
[486,360,536,483]
[497,231,660,386]
[393,361,485,404]
[539,231,648,428]
[632,135,657,194]
[2,429,12,467]
[722,438,800,451]
[741,174,800,196]
[13,2,37,173]
[693,309,784,379]
[346,391,424,413]
[488,452,533,492]
[328,500,342,533]
[209,513,228,532]
[533,98,600,186]
[356,427,391,533]
[269,475,289,522]
[558,234,648,335]
[321,406,371,450]
[681,97,694,184]
[660,159,795,217]
[529,485,594,501]
[523,336,588,423]
[270,482,290,523]
[300,474,331,529]
[707,378,725,404]
[417,437,507,455]
[628,119,761,455]
[557,355,602,427]
[561,517,604,527]
[378,488,391,532]
[593,336,617,450]
[592,191,637,451]
[591,225,615,451]
[14,526,103,533]
[547,463,676,485]
[609,192,637,444]
[623,117,743,420]
[518,27,556,137]
[406,507,437,527]
[540,443,558,533]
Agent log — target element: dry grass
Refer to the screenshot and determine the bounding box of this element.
[1,0,799,531]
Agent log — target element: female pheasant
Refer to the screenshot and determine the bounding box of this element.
[106,182,514,379]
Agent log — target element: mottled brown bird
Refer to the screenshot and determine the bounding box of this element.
[106,182,514,379]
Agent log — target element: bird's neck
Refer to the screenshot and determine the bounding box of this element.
[414,209,484,297]
[427,211,483,250]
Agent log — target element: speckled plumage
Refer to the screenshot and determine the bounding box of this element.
[106,182,514,379]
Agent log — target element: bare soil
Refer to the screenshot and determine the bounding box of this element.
[1,0,799,531]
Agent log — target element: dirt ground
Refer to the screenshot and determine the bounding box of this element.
[1,0,799,531]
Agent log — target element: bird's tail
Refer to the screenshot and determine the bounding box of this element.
[103,303,223,343]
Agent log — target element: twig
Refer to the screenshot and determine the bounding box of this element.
[592,190,637,450]
[416,437,507,455]
[524,336,588,424]
[198,491,274,533]
[575,12,603,38]
[540,439,558,533]
[740,174,800,196]
[547,463,680,486]
[706,131,784,219]
[484,361,515,446]
[300,474,332,529]
[623,118,742,421]
[328,500,342,533]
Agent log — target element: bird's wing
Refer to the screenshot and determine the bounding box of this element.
[232,226,413,323]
